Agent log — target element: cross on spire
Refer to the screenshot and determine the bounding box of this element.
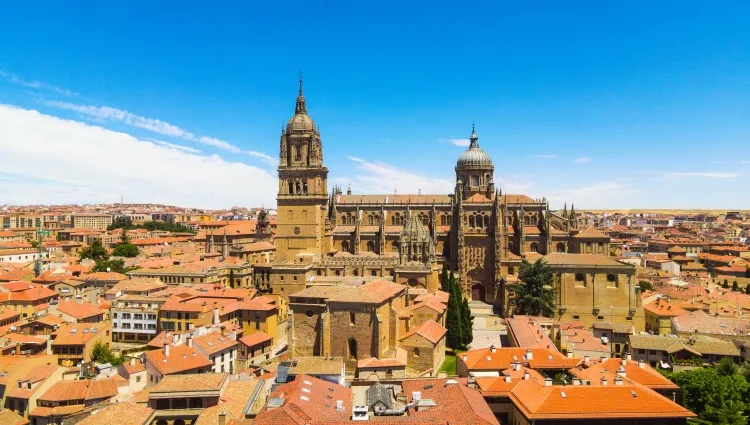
[299,70,304,94]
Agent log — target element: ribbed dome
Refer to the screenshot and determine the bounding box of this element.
[456,128,493,168]
[287,77,315,133]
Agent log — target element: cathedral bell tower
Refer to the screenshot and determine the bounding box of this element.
[276,74,329,261]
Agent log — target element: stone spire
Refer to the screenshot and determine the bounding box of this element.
[295,71,307,115]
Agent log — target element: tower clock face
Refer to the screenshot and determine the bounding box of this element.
[294,226,301,235]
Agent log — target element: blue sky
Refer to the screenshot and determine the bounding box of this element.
[1,1,749,209]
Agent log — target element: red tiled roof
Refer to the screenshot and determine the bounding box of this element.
[192,332,238,355]
[238,332,273,348]
[56,300,103,320]
[399,320,446,344]
[144,344,213,376]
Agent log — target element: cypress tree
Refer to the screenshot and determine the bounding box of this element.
[441,262,450,292]
[446,273,464,350]
[731,281,739,292]
[746,283,750,295]
[461,297,473,348]
[228,269,235,288]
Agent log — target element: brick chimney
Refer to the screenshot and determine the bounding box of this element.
[163,343,170,357]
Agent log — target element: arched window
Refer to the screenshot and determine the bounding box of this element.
[607,274,617,283]
[441,214,449,226]
[575,273,584,282]
[530,242,539,253]
[469,215,476,228]
[407,279,419,287]
[341,241,350,253]
[353,269,359,276]
[392,241,399,252]
[288,180,294,194]
[508,241,515,253]
[348,338,358,359]
[419,213,428,226]
[556,242,565,253]
[471,175,479,186]
[413,347,420,357]
[484,215,490,228]
[295,145,302,160]
[392,213,402,226]
[295,181,301,194]
[366,241,375,252]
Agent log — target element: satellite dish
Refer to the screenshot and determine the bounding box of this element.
[106,267,111,272]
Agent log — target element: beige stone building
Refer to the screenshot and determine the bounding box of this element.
[70,214,113,230]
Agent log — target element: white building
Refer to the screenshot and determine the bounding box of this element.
[111,295,165,344]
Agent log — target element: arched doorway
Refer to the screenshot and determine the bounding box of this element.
[471,284,485,302]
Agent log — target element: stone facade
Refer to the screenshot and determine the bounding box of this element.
[270,79,599,311]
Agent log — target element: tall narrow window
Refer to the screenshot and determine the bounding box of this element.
[295,145,302,161]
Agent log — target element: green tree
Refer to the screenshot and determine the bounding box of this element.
[80,239,108,261]
[638,280,654,292]
[92,259,128,274]
[732,281,739,292]
[446,273,464,350]
[30,239,40,249]
[723,281,730,289]
[91,341,124,366]
[667,364,750,425]
[746,283,750,295]
[228,269,235,288]
[461,297,473,348]
[112,243,139,258]
[440,262,450,292]
[717,357,738,376]
[509,259,556,317]
[107,216,135,230]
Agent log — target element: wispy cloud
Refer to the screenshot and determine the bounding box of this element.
[448,138,470,147]
[44,100,276,166]
[0,104,277,207]
[0,70,77,96]
[547,181,636,208]
[573,157,592,164]
[346,157,454,194]
[147,139,202,154]
[659,172,740,180]
[533,154,559,159]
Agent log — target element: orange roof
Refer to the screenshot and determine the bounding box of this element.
[401,378,499,425]
[75,402,153,425]
[144,344,212,376]
[192,332,238,355]
[643,300,689,317]
[238,331,272,348]
[359,279,405,303]
[0,285,58,302]
[0,307,22,321]
[573,227,609,239]
[461,347,580,371]
[51,323,110,346]
[254,374,352,425]
[507,378,694,420]
[572,358,678,390]
[56,300,103,320]
[399,320,446,344]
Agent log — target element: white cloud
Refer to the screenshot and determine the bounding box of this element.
[572,157,592,164]
[346,157,454,194]
[0,70,77,96]
[44,100,277,166]
[0,104,277,208]
[547,182,636,209]
[448,139,470,147]
[147,139,202,154]
[659,172,740,180]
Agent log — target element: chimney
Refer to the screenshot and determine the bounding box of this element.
[462,354,467,362]
[130,357,136,366]
[572,378,582,386]
[617,366,626,378]
[15,342,21,355]
[626,352,632,361]
[584,355,590,364]
[163,343,170,357]
[172,333,179,345]
[525,349,533,360]
[566,352,573,358]
[490,345,496,353]
[186,336,193,348]
[336,400,345,411]
[504,374,512,383]
[213,306,220,326]
[600,377,608,386]
[600,355,607,363]
[544,378,552,387]
[230,330,237,341]
[614,376,624,386]
[638,359,645,369]
[76,296,83,305]
[218,409,226,425]
[523,371,530,380]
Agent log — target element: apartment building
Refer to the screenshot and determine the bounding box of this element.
[111,295,166,344]
[50,322,112,366]
[70,214,113,230]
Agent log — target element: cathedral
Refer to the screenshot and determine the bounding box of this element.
[270,78,611,308]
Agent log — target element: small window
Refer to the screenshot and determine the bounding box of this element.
[306,310,314,318]
[371,270,377,277]
[350,312,356,325]
[607,274,616,283]
[597,316,604,320]
[413,347,420,357]
[573,315,580,320]
[293,276,297,281]
[280,276,285,281]
[508,266,515,275]
[575,273,584,282]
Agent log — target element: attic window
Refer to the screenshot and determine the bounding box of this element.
[631,391,638,398]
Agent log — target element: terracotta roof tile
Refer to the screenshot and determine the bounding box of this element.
[399,320,446,344]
